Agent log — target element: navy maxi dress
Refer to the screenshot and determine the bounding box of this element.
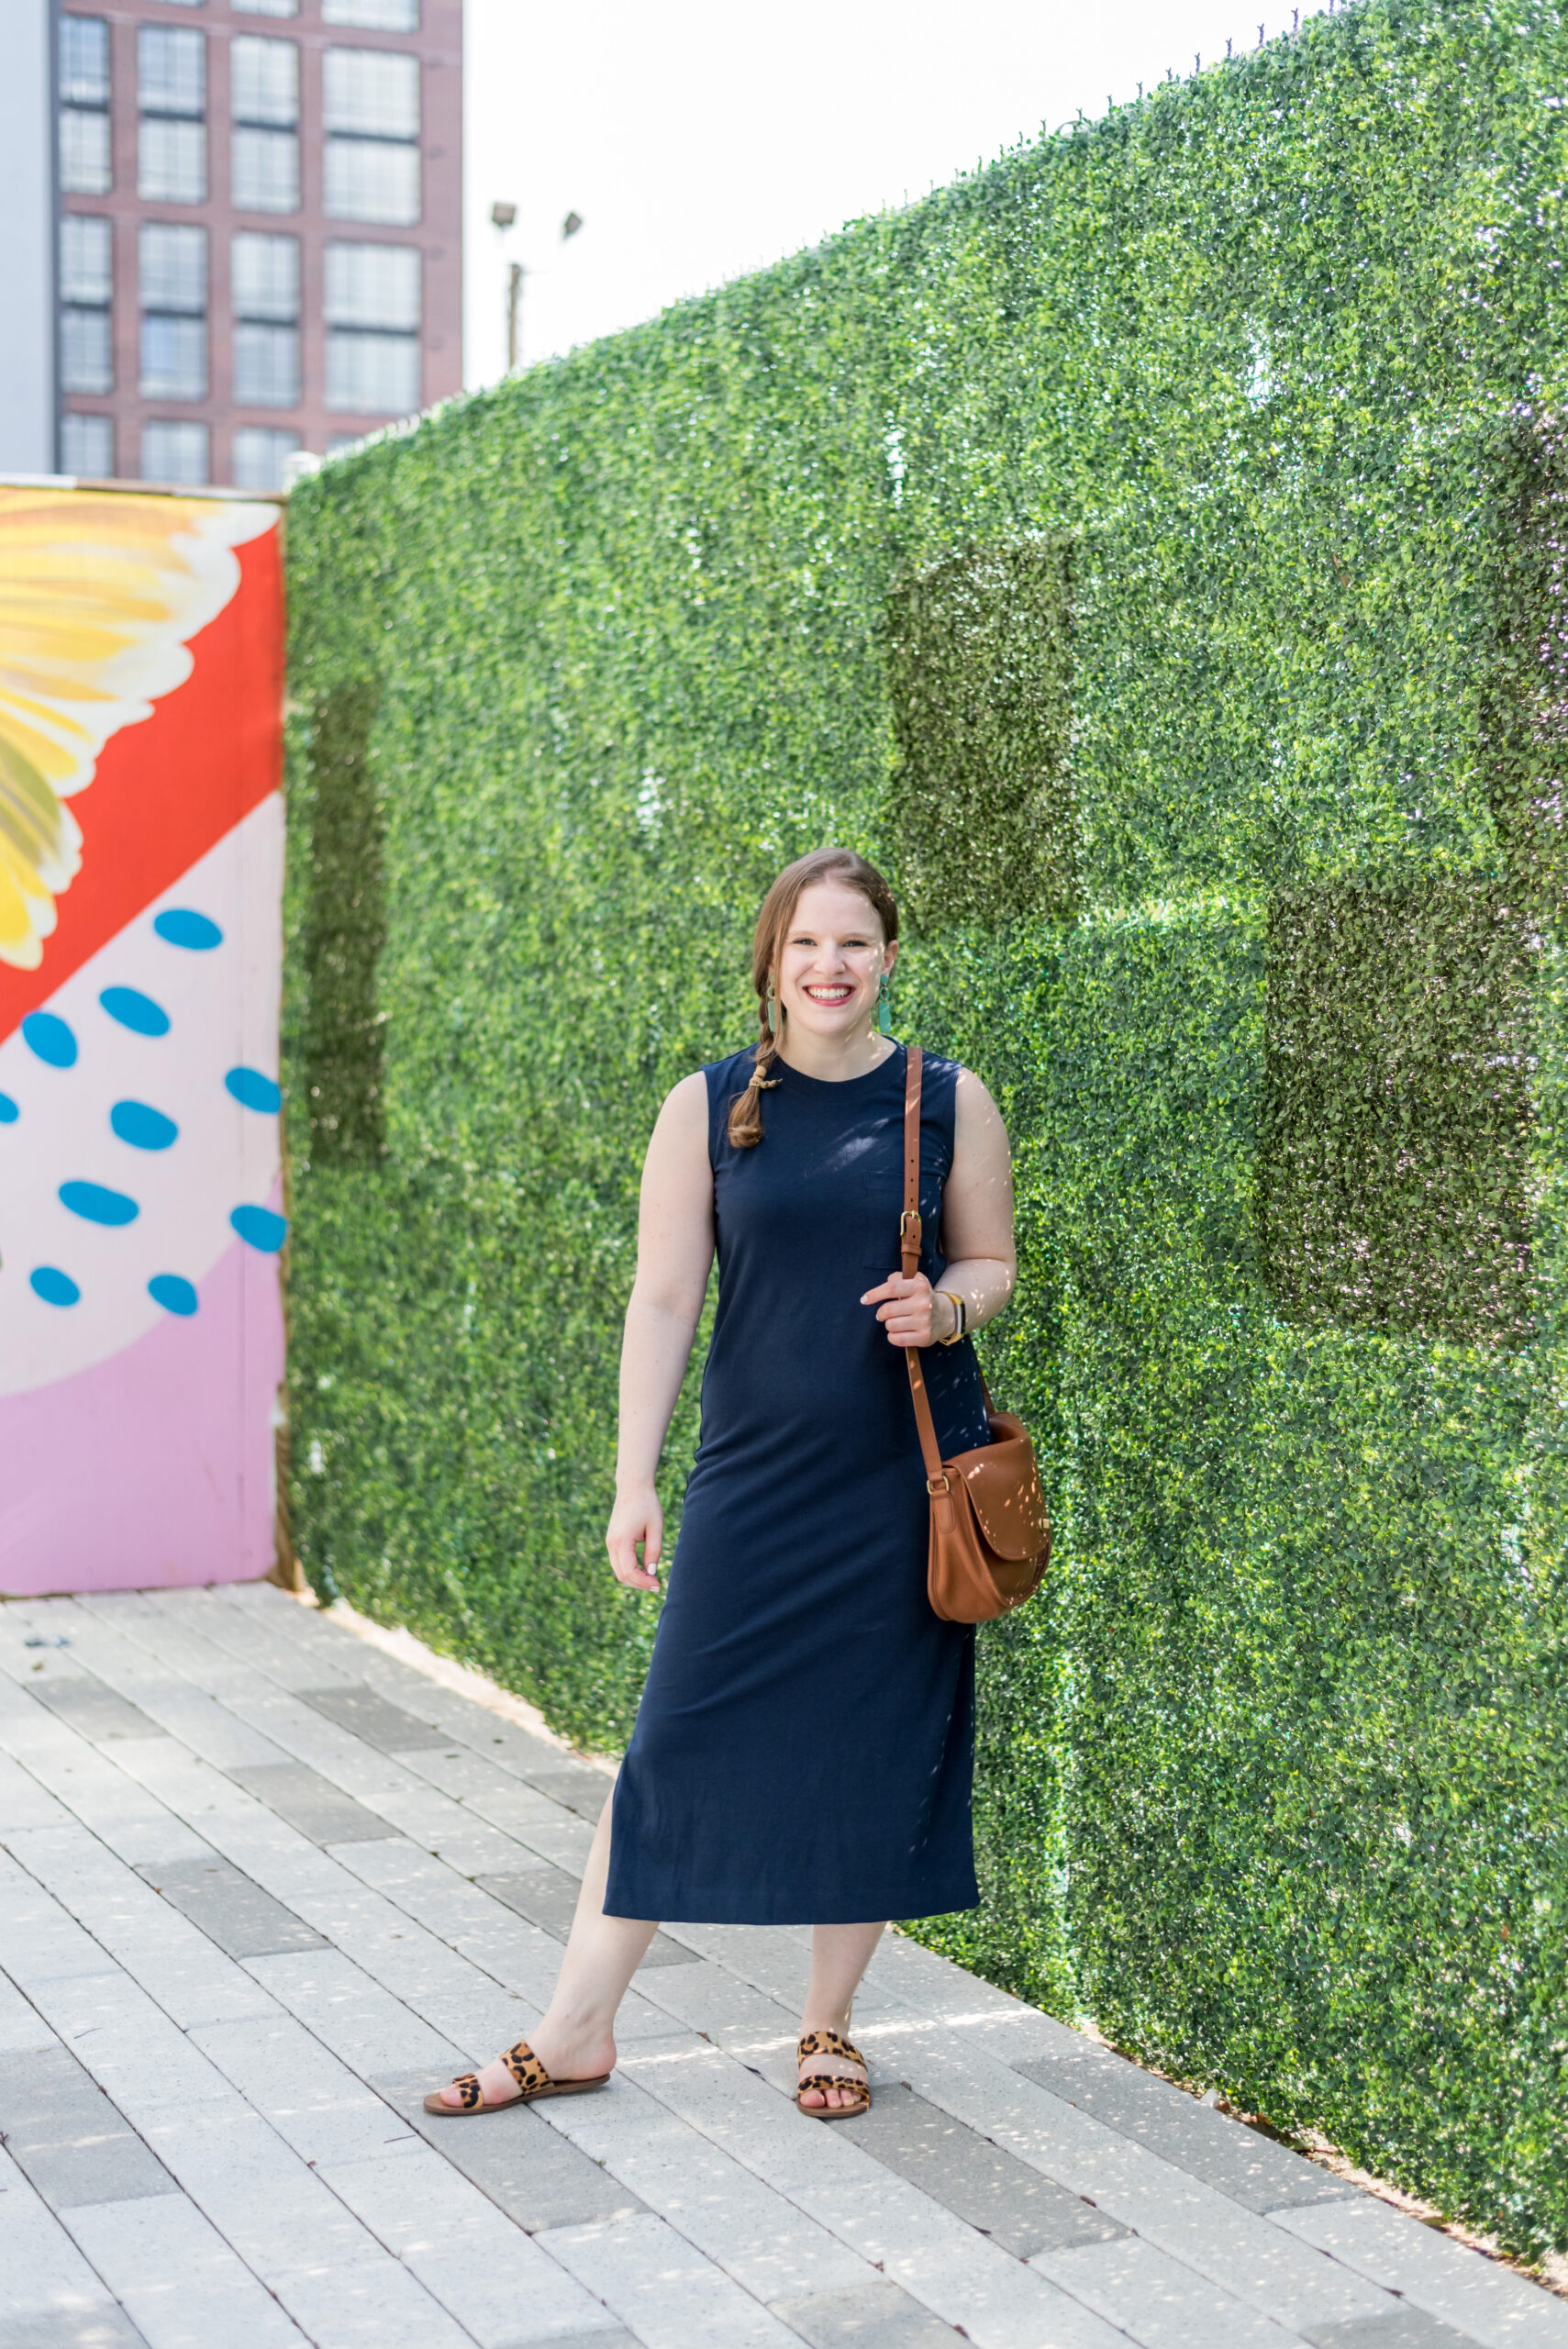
[606,1041,990,1926]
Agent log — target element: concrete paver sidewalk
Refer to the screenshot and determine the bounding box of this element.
[1,1584,1562,2349]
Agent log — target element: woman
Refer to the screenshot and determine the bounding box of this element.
[427,847,1017,2121]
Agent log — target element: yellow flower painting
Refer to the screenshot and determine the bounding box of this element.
[0,489,277,971]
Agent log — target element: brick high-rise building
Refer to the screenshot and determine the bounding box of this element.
[42,0,462,493]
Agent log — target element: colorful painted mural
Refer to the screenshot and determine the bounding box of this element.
[0,486,286,1595]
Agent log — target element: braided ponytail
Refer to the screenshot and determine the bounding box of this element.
[726,1014,782,1150]
[725,847,899,1151]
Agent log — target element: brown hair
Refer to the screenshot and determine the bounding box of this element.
[727,848,900,1148]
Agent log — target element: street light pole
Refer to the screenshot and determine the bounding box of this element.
[506,261,523,372]
[490,200,519,373]
[489,202,583,376]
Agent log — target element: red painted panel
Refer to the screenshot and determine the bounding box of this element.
[0,525,284,1049]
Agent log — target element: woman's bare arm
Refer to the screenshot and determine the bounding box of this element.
[862,1066,1017,1349]
[606,1071,715,1589]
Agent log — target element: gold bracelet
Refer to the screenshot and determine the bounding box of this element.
[937,1289,966,1346]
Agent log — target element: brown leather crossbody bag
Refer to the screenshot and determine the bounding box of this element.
[900,1045,1051,1624]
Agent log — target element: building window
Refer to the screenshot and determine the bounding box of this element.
[232,231,300,406]
[61,106,112,195]
[235,0,298,13]
[230,36,299,212]
[232,426,301,490]
[61,213,113,306]
[59,17,111,195]
[141,315,207,400]
[231,35,298,122]
[324,141,418,224]
[232,128,299,210]
[61,13,110,99]
[139,25,205,114]
[60,308,115,396]
[141,220,206,311]
[323,46,418,135]
[142,420,209,484]
[139,222,207,399]
[232,230,299,318]
[326,330,418,414]
[325,239,419,327]
[61,414,115,475]
[324,47,419,224]
[325,240,419,413]
[138,27,206,204]
[60,216,114,394]
[323,0,417,25]
[235,324,300,406]
[139,117,206,204]
[61,311,114,397]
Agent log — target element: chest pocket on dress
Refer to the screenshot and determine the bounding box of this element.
[860,1163,942,1273]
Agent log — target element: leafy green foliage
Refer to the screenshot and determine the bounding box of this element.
[885,540,1078,926]
[285,0,1568,2254]
[296,681,386,1166]
[1260,881,1539,1343]
[1486,410,1568,910]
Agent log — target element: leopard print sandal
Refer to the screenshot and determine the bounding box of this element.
[795,2028,871,2121]
[423,2035,611,2116]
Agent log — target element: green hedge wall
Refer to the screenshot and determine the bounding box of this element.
[284,0,1568,2254]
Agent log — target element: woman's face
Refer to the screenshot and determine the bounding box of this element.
[775,878,895,1042]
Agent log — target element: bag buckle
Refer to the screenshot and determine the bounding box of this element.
[927,1474,951,1496]
[900,1209,921,1240]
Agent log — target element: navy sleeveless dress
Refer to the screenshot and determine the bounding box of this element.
[606,1041,989,1926]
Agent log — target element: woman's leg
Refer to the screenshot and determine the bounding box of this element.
[797,1920,885,2110]
[433,1787,656,2110]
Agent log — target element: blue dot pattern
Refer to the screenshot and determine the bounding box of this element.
[154,909,223,951]
[149,1274,198,1317]
[225,1066,282,1113]
[31,1267,81,1307]
[61,1180,139,1227]
[22,1012,76,1067]
[110,1100,179,1151]
[230,1204,287,1252]
[100,987,170,1037]
[0,1093,17,1123]
[21,918,273,1317]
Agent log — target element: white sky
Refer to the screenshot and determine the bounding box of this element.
[462,0,1332,386]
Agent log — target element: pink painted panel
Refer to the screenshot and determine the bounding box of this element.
[0,488,287,1594]
[0,1227,284,1596]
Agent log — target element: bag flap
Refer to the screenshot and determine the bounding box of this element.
[951,1418,1050,1561]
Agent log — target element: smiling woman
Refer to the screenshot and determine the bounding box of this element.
[424,846,1018,2125]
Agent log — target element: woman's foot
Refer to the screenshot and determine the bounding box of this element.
[431,2022,617,2112]
[797,2029,869,2112]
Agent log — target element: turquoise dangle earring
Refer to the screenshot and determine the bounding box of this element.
[877,971,893,1037]
[766,977,780,1037]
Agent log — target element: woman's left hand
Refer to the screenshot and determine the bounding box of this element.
[861,1271,945,1348]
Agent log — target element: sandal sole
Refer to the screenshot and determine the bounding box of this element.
[423,2073,611,2117]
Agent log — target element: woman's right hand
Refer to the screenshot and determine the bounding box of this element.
[606,1484,663,1590]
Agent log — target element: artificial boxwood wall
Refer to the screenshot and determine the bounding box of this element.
[285,0,1568,2255]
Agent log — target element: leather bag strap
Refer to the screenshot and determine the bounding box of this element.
[901,1046,948,1491]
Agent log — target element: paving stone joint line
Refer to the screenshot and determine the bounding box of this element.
[2,1586,1562,2349]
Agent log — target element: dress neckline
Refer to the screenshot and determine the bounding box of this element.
[773,1041,905,1092]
